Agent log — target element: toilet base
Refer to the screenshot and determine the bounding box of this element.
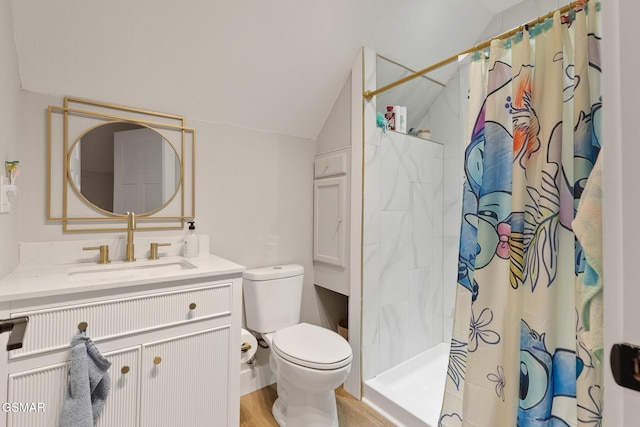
[271,385,339,427]
[272,397,286,426]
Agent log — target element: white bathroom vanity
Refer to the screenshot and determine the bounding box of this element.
[0,253,244,427]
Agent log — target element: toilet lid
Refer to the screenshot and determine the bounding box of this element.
[272,323,352,370]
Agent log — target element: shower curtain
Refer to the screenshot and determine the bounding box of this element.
[440,3,602,427]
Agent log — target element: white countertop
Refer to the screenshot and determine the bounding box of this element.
[0,254,246,303]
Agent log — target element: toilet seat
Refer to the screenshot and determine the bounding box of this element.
[272,323,352,370]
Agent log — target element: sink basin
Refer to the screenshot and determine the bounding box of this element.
[68,258,197,282]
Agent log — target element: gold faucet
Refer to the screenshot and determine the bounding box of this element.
[125,211,136,262]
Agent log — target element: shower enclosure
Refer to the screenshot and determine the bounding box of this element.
[360,51,467,427]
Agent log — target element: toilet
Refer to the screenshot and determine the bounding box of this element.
[243,264,352,427]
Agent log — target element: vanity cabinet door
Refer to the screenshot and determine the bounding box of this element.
[139,326,231,427]
[96,347,140,427]
[5,346,139,427]
[6,361,67,427]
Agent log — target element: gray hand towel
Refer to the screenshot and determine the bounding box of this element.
[60,334,112,427]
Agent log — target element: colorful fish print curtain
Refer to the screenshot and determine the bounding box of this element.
[440,3,602,427]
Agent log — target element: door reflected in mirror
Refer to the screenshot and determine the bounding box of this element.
[68,122,181,216]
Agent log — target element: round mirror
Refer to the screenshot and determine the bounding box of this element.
[68,122,181,216]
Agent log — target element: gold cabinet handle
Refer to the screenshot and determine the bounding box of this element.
[241,342,252,353]
[189,303,197,310]
[78,322,88,332]
[121,366,130,375]
[153,356,162,365]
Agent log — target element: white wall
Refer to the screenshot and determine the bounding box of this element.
[316,76,352,155]
[0,1,22,279]
[194,118,320,326]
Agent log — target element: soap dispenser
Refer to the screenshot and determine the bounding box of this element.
[183,221,199,258]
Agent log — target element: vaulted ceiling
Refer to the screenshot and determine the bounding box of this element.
[10,0,525,140]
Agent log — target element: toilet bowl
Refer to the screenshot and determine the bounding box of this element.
[243,265,353,427]
[265,323,352,427]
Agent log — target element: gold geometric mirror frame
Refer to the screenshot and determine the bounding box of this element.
[48,97,196,233]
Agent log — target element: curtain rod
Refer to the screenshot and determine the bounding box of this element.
[363,0,587,100]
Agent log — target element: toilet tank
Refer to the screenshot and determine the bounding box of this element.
[243,264,304,334]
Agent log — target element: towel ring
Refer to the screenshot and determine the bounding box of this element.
[78,322,88,332]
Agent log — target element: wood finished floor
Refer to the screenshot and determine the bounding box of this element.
[240,385,395,427]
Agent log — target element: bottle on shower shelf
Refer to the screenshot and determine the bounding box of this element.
[401,106,408,133]
[384,106,396,131]
[394,106,407,133]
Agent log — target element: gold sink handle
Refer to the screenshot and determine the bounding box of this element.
[83,245,110,264]
[149,242,171,260]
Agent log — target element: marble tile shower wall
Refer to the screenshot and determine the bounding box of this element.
[362,129,444,380]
